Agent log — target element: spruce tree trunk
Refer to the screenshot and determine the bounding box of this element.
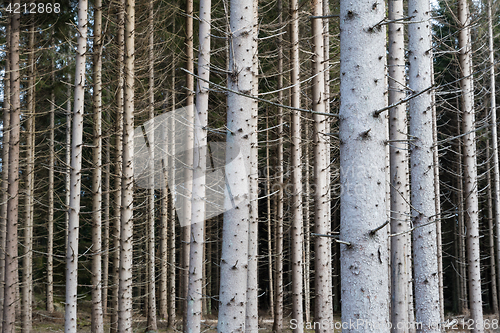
[91,0,104,330]
[487,0,500,315]
[110,1,124,331]
[408,0,441,330]
[217,0,255,330]
[388,0,410,331]
[486,140,499,314]
[290,0,303,329]
[339,1,390,332]
[146,1,158,330]
[65,0,88,330]
[458,0,484,329]
[118,0,135,330]
[22,22,35,333]
[312,0,332,330]
[47,45,55,315]
[0,19,11,330]
[186,0,211,330]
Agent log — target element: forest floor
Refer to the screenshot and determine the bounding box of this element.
[28,300,500,333]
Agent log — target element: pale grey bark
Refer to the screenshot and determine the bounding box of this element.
[146,1,157,331]
[290,0,303,329]
[182,0,194,324]
[47,48,55,314]
[118,0,135,330]
[65,0,88,330]
[388,0,410,330]
[103,110,110,316]
[408,0,441,331]
[246,0,259,330]
[22,23,35,333]
[312,0,332,330]
[0,19,11,330]
[91,0,104,330]
[217,0,255,330]
[186,0,211,330]
[458,0,483,329]
[339,1,389,332]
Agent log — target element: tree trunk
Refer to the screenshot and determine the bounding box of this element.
[167,52,177,329]
[388,0,410,330]
[65,0,88,330]
[22,22,35,333]
[146,1,158,331]
[110,1,124,331]
[246,0,259,330]
[65,73,71,258]
[408,0,441,330]
[2,3,20,331]
[486,140,499,314]
[91,0,104,330]
[339,0,390,331]
[487,0,500,316]
[103,109,110,316]
[458,0,484,329]
[290,0,303,329]
[312,0,332,330]
[0,17,11,330]
[118,0,135,330]
[47,40,55,315]
[186,0,211,330]
[182,0,194,325]
[217,0,255,330]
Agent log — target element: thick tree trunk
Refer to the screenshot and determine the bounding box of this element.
[408,0,441,331]
[65,73,71,254]
[458,0,483,330]
[186,0,211,330]
[388,0,410,330]
[217,0,255,330]
[91,1,104,331]
[22,22,35,333]
[339,1,389,333]
[65,0,88,331]
[312,0,332,330]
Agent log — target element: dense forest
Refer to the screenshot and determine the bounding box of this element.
[1,0,500,332]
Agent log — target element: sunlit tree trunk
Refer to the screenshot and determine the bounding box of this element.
[186,0,211,330]
[458,0,483,329]
[217,0,255,330]
[118,0,135,330]
[339,1,389,332]
[65,0,88,330]
[408,0,441,330]
[312,0,332,330]
[388,0,410,330]
[91,0,104,331]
